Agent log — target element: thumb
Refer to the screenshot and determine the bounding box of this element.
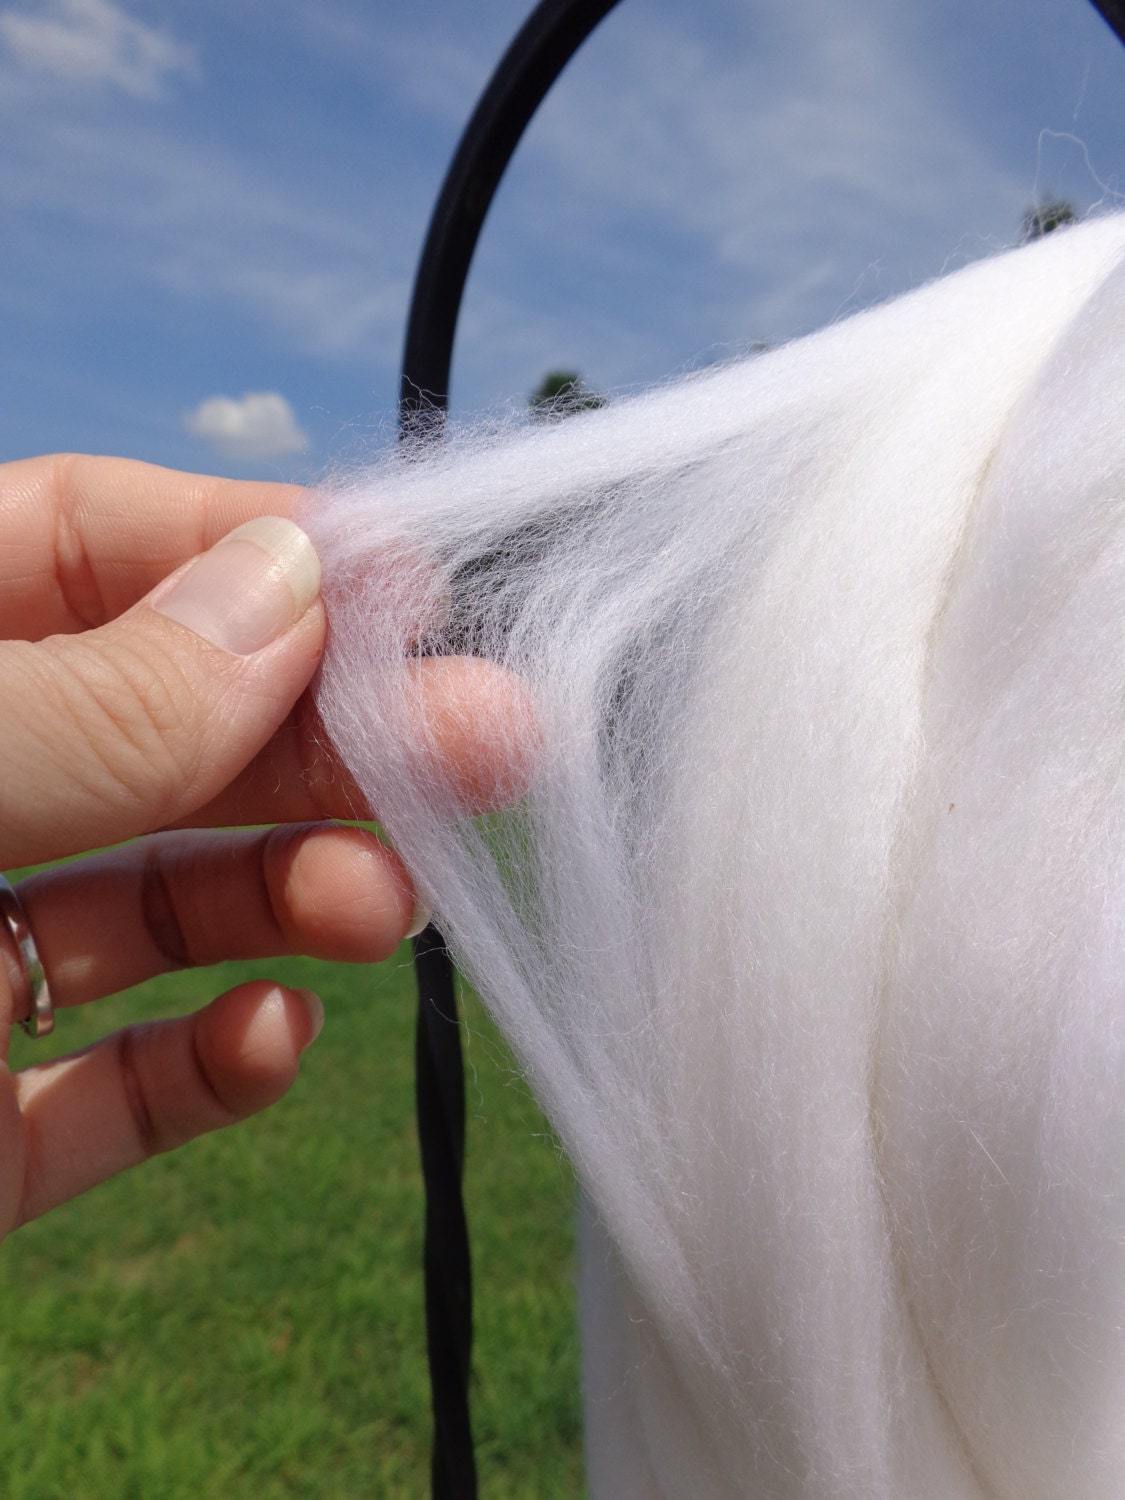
[0,517,324,867]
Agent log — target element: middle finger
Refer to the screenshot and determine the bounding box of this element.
[176,656,539,829]
[10,824,426,1012]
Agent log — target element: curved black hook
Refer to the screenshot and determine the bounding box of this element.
[398,5,623,1498]
[401,0,625,430]
[1092,0,1125,43]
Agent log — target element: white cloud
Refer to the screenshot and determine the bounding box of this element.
[160,257,408,358]
[183,392,308,461]
[0,0,195,99]
[0,4,422,375]
[0,107,410,357]
[517,3,1028,320]
[330,0,1046,390]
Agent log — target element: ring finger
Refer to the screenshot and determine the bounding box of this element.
[0,823,426,1048]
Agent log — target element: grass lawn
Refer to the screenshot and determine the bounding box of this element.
[0,945,584,1498]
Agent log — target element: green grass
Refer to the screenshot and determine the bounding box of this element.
[0,949,584,1498]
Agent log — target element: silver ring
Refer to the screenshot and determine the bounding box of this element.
[0,874,54,1039]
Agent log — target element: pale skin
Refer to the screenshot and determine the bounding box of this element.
[0,453,528,1239]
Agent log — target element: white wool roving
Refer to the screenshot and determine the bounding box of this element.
[305,214,1125,1499]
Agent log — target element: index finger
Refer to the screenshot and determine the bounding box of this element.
[0,453,303,640]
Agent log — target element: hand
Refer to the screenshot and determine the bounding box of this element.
[0,454,522,1237]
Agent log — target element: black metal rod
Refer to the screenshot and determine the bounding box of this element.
[401,0,624,428]
[1091,0,1125,43]
[412,926,474,1498]
[398,4,623,1497]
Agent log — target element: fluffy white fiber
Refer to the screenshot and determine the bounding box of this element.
[305,214,1125,1498]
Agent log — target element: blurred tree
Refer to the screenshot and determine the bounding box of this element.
[1021,199,1077,242]
[529,370,607,420]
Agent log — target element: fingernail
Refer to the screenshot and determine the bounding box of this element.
[153,516,321,655]
[405,896,432,939]
[295,988,324,1048]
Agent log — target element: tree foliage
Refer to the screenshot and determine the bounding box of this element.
[1021,199,1077,243]
[529,370,607,421]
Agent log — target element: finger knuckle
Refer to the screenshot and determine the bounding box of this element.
[139,842,195,970]
[116,1024,161,1156]
[39,635,203,824]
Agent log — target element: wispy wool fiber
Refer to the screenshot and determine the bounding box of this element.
[305,214,1125,1499]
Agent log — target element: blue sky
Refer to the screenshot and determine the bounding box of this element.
[2,0,1125,480]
